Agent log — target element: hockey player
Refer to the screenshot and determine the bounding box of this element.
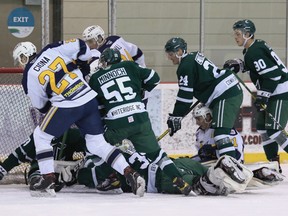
[12,39,145,197]
[192,103,244,163]
[82,25,146,70]
[82,25,150,106]
[230,19,288,172]
[164,37,243,159]
[191,104,284,185]
[81,140,253,196]
[88,48,194,196]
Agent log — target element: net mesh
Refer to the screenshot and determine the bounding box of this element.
[0,68,41,184]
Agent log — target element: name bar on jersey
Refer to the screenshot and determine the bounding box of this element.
[98,67,127,84]
[105,102,145,119]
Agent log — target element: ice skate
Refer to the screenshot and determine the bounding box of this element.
[124,167,145,197]
[30,173,56,197]
[173,177,197,196]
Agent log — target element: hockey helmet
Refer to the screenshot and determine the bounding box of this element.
[99,48,122,67]
[233,19,256,36]
[192,104,212,122]
[82,25,105,42]
[165,37,187,53]
[13,41,37,66]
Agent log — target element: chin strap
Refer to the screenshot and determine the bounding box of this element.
[176,50,188,62]
[242,34,254,47]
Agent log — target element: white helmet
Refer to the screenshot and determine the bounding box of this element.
[82,25,105,44]
[193,103,212,119]
[13,41,37,66]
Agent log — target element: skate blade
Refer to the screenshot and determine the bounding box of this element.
[187,190,197,196]
[30,189,56,197]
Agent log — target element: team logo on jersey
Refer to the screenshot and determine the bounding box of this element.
[195,52,205,65]
[179,75,188,86]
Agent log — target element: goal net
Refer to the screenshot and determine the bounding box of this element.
[0,68,41,184]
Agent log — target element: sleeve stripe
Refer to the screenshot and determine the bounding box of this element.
[179,86,194,92]
[77,39,88,59]
[143,69,155,84]
[258,65,278,75]
[176,96,193,103]
[132,48,143,61]
[270,76,281,81]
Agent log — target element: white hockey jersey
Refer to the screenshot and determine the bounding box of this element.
[98,35,146,67]
[22,39,97,110]
[195,127,244,162]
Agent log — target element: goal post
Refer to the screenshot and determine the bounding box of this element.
[0,67,38,184]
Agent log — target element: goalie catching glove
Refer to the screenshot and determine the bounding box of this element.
[223,58,245,74]
[167,114,183,136]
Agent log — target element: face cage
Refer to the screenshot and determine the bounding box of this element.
[14,54,29,67]
[194,113,212,129]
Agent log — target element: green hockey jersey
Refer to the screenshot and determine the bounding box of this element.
[89,61,160,129]
[173,52,242,116]
[243,39,288,99]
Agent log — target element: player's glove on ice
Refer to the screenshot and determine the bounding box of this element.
[254,90,270,112]
[167,114,183,136]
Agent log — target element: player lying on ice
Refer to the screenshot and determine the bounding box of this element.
[191,103,284,187]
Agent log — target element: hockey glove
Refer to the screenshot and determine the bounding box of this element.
[254,90,271,112]
[223,58,245,74]
[198,144,217,162]
[167,114,183,136]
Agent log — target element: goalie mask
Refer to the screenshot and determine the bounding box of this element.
[192,104,212,130]
[82,25,105,49]
[99,48,122,68]
[13,41,37,68]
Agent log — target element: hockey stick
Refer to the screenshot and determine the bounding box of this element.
[157,100,201,141]
[231,71,288,135]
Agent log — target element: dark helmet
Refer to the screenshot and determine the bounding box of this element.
[165,37,187,53]
[233,19,256,35]
[100,48,122,65]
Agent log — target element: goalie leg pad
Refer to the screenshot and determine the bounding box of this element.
[253,167,285,182]
[208,156,253,193]
[192,174,229,196]
[245,161,285,187]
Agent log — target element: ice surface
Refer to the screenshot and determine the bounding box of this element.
[1,164,288,216]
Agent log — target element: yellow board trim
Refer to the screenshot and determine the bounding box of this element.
[169,152,288,163]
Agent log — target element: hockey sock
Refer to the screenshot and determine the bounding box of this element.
[262,141,279,160]
[1,154,20,172]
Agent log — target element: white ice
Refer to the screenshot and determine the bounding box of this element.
[1,165,288,216]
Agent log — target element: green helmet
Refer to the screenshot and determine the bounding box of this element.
[165,37,187,53]
[233,19,256,35]
[100,48,121,65]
